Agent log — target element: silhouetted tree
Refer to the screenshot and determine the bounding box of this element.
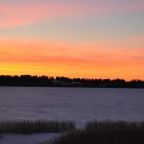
[0,75,143,88]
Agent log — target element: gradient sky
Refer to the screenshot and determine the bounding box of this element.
[0,0,144,80]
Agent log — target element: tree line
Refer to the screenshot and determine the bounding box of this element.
[0,75,144,88]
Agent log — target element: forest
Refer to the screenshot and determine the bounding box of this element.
[0,75,143,88]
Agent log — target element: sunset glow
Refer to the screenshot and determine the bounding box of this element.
[0,0,144,80]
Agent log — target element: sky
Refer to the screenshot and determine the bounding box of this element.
[0,0,144,80]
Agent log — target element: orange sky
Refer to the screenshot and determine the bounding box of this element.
[0,39,144,80]
[0,0,144,80]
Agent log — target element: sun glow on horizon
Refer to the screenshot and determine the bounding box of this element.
[0,39,144,80]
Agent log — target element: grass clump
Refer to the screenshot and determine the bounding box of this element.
[86,120,144,131]
[0,120,75,134]
[41,121,144,144]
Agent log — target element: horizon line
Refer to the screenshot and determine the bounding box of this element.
[0,74,143,82]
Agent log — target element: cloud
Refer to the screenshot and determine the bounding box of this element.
[0,3,97,28]
[0,39,144,66]
[0,1,144,28]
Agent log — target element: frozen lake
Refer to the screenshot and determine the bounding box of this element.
[0,87,144,125]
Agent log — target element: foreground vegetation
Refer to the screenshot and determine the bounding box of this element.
[86,120,144,131]
[1,120,144,143]
[0,120,75,134]
[40,121,144,144]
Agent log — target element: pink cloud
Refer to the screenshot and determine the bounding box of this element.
[128,35,144,42]
[0,39,144,67]
[0,2,144,28]
[0,3,96,28]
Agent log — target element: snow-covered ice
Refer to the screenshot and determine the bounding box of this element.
[0,87,144,124]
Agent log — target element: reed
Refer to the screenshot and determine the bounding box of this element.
[86,120,144,131]
[0,120,75,134]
